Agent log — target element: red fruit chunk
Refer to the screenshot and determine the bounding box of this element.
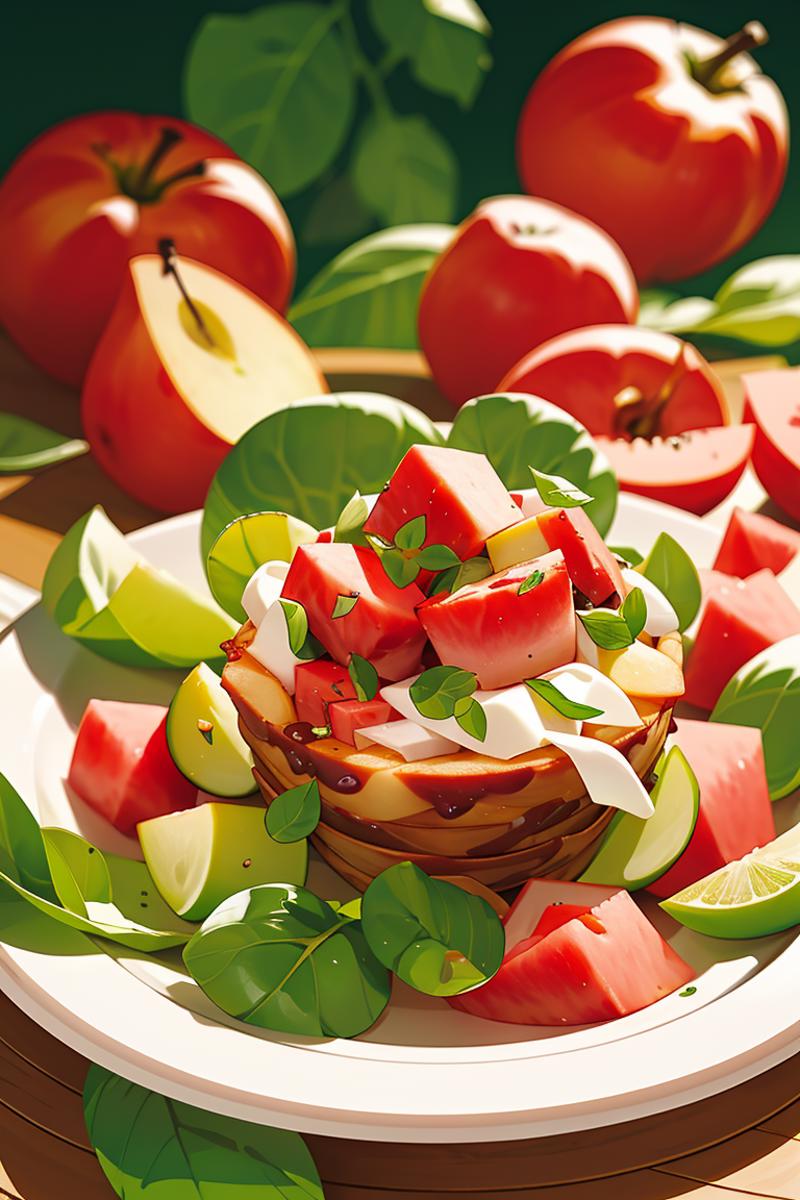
[294,659,356,728]
[743,368,800,524]
[417,549,575,690]
[683,569,800,711]
[713,507,800,578]
[281,543,426,682]
[451,880,694,1026]
[328,698,397,746]
[68,700,196,835]
[537,506,625,605]
[365,444,521,559]
[315,527,334,544]
[648,719,775,899]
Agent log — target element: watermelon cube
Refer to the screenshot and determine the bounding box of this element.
[281,543,426,682]
[450,879,694,1026]
[648,718,775,898]
[713,507,800,578]
[329,697,397,746]
[537,506,626,605]
[683,568,800,710]
[294,659,356,728]
[365,444,521,559]
[68,700,196,835]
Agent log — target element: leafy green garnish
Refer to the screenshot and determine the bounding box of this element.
[0,773,57,901]
[42,828,112,915]
[525,678,604,720]
[395,514,427,550]
[0,414,88,474]
[578,609,634,650]
[609,544,644,567]
[332,592,360,619]
[279,599,324,661]
[379,549,422,588]
[361,861,504,997]
[348,653,379,701]
[410,665,478,720]
[518,568,543,596]
[453,696,487,742]
[428,556,492,596]
[530,467,593,508]
[266,780,321,843]
[416,544,461,570]
[621,587,647,639]
[334,491,371,545]
[373,515,461,588]
[638,532,701,633]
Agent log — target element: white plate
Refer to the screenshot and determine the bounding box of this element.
[1,494,799,1144]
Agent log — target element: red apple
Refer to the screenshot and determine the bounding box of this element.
[743,368,800,523]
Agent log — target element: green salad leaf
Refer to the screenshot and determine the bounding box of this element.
[517,569,544,596]
[0,774,57,901]
[0,414,88,474]
[361,862,504,997]
[447,393,617,535]
[334,491,371,545]
[84,1065,324,1200]
[711,634,800,800]
[530,467,592,509]
[183,883,391,1038]
[524,678,604,720]
[621,587,647,640]
[266,780,321,843]
[279,599,324,661]
[578,608,634,651]
[410,665,477,720]
[395,515,427,551]
[348,653,379,701]
[202,394,444,556]
[428,556,492,596]
[206,511,317,622]
[42,828,112,914]
[609,544,644,567]
[638,531,701,633]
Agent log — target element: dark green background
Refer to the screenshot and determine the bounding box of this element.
[3,0,796,293]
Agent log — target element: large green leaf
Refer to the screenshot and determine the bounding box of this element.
[0,774,57,902]
[183,883,390,1038]
[201,393,444,555]
[84,1065,323,1200]
[638,532,701,633]
[447,392,617,535]
[0,414,88,474]
[368,0,491,107]
[290,224,453,349]
[183,2,355,196]
[352,113,458,225]
[711,634,800,801]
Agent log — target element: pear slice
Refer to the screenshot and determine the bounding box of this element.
[167,663,256,798]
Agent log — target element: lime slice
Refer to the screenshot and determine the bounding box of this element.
[661,823,800,939]
[580,746,699,890]
[206,511,318,621]
[138,802,308,921]
[167,663,256,798]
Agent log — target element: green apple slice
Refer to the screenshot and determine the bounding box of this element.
[138,802,308,920]
[579,746,699,890]
[206,510,318,621]
[661,822,800,940]
[42,506,236,668]
[167,663,256,797]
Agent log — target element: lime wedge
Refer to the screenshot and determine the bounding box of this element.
[167,663,256,798]
[661,823,800,939]
[206,511,318,621]
[138,802,308,921]
[580,746,699,890]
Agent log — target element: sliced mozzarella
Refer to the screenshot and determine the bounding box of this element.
[242,561,290,626]
[547,730,654,819]
[575,621,600,669]
[621,568,679,637]
[354,719,460,761]
[248,598,305,694]
[543,663,641,728]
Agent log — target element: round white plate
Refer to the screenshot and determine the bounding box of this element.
[1,494,799,1144]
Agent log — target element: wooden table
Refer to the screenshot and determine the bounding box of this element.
[2,332,800,1200]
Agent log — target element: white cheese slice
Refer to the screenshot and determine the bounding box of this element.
[547,729,654,819]
[354,719,460,761]
[543,663,641,728]
[248,598,306,694]
[621,568,679,637]
[241,561,290,626]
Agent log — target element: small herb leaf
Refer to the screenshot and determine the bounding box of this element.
[578,608,634,650]
[348,653,380,702]
[416,543,461,570]
[279,598,323,660]
[639,532,701,633]
[455,697,487,742]
[428,556,492,596]
[311,724,332,739]
[334,491,371,545]
[610,544,644,567]
[621,586,647,639]
[265,780,321,843]
[395,514,427,550]
[410,666,477,720]
[530,467,593,508]
[332,592,360,619]
[0,414,89,474]
[518,568,544,596]
[525,677,604,720]
[381,548,421,588]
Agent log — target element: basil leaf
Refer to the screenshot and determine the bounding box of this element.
[428,556,492,596]
[621,586,647,640]
[84,1065,323,1200]
[380,548,421,588]
[332,592,360,619]
[609,544,644,567]
[206,510,317,622]
[266,780,321,843]
[410,666,477,719]
[639,532,701,633]
[578,609,634,650]
[395,514,427,550]
[279,598,323,660]
[334,491,370,545]
[361,861,504,997]
[525,677,604,719]
[349,653,379,702]
[454,697,487,742]
[310,725,332,739]
[518,568,543,596]
[0,773,57,901]
[416,543,461,570]
[0,414,88,474]
[530,467,593,508]
[41,828,111,916]
[183,883,390,1038]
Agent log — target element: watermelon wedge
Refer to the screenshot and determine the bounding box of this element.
[597,425,755,515]
[743,369,800,523]
[647,719,775,899]
[713,508,800,578]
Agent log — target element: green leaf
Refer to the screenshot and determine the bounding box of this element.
[530,467,593,508]
[0,774,57,901]
[352,113,458,225]
[621,586,647,640]
[428,556,492,596]
[334,491,371,546]
[84,1065,323,1200]
[637,289,718,335]
[395,514,427,550]
[0,414,88,474]
[41,828,111,916]
[524,677,604,720]
[416,543,461,570]
[206,511,318,622]
[380,548,421,588]
[302,172,376,247]
[348,653,379,702]
[711,634,800,800]
[639,532,701,633]
[202,394,444,554]
[279,599,323,661]
[183,883,390,1037]
[266,780,321,843]
[578,608,634,650]
[447,393,617,536]
[517,568,543,596]
[361,861,504,997]
[310,724,331,739]
[454,697,487,742]
[332,592,360,619]
[183,3,355,197]
[410,665,477,720]
[609,544,644,567]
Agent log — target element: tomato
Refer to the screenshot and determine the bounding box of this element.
[294,660,357,728]
[537,507,625,606]
[328,698,397,746]
[68,700,196,835]
[417,196,637,408]
[743,369,800,524]
[281,543,426,682]
[713,507,800,577]
[0,111,295,387]
[417,549,575,690]
[516,19,787,283]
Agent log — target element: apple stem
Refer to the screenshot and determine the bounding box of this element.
[693,21,768,88]
[154,161,206,190]
[158,239,214,348]
[136,127,183,193]
[629,347,690,440]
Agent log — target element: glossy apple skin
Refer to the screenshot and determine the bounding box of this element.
[417,195,637,408]
[743,369,800,524]
[0,111,295,387]
[516,17,787,283]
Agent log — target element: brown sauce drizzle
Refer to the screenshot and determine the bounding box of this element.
[402,765,535,820]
